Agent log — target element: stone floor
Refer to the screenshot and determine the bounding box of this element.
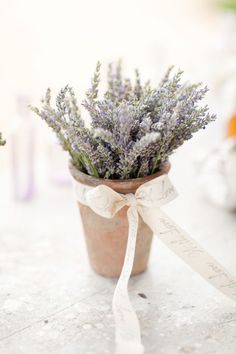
[0,158,236,354]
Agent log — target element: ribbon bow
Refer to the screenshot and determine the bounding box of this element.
[74,174,236,354]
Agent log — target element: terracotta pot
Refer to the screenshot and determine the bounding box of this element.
[69,161,171,278]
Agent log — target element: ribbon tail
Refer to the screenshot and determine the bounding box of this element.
[112,206,144,354]
[140,207,236,303]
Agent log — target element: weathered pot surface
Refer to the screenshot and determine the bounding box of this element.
[69,161,171,278]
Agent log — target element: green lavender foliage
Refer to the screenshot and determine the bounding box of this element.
[0,133,5,146]
[30,62,216,179]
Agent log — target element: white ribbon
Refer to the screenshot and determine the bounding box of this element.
[74,174,236,354]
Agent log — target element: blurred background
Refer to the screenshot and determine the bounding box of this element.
[0,0,235,203]
[0,1,236,353]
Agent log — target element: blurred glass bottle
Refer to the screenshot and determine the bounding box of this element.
[47,133,71,186]
[11,96,35,201]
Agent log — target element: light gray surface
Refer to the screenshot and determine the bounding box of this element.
[0,168,236,354]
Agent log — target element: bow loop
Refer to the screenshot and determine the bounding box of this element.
[75,174,177,218]
[86,184,126,218]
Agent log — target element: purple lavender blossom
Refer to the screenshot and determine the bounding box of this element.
[30,62,216,179]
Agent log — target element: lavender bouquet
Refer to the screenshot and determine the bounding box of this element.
[31,62,216,179]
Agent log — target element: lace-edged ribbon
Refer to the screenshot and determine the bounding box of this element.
[74,174,236,354]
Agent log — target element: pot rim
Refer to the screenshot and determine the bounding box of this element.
[69,159,170,183]
[69,159,171,193]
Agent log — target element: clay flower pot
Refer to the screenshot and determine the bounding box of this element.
[69,161,171,278]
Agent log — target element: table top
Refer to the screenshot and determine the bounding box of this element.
[0,149,236,354]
